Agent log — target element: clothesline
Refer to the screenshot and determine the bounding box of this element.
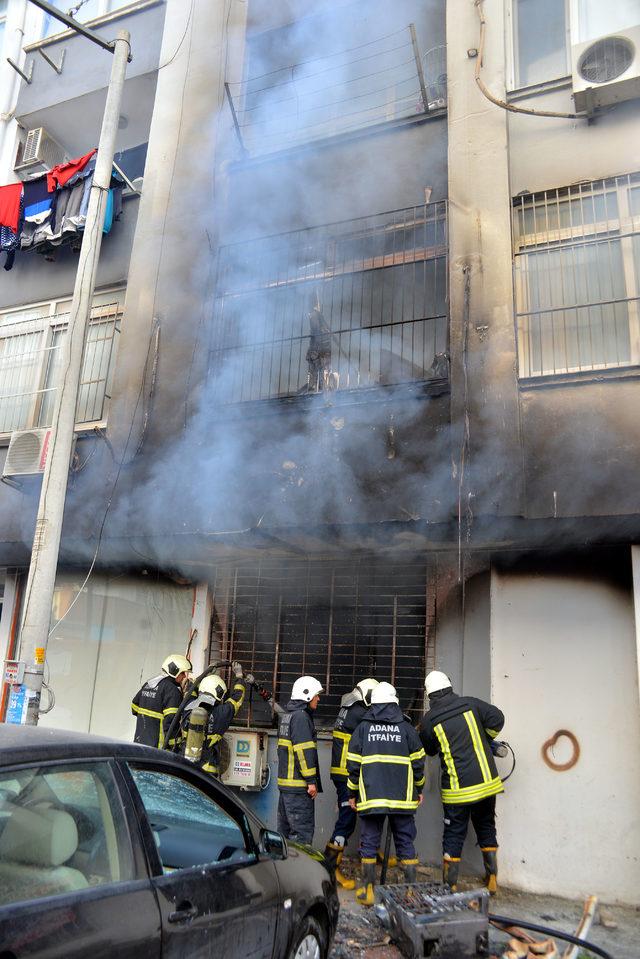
[0,149,124,272]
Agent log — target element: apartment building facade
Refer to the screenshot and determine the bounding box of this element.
[0,0,638,901]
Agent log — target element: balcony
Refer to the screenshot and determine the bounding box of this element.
[208,201,449,405]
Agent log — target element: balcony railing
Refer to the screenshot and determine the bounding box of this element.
[209,202,449,404]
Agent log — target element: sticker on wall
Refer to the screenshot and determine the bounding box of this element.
[6,685,28,724]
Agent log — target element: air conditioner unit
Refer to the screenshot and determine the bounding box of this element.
[3,428,52,478]
[571,26,640,112]
[219,729,266,790]
[14,128,67,180]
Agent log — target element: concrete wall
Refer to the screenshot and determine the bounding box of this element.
[491,563,640,904]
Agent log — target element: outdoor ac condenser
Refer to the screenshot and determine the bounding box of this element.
[14,128,67,180]
[3,428,53,478]
[571,25,640,111]
[219,729,265,790]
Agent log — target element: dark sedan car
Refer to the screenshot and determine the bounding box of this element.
[0,726,338,958]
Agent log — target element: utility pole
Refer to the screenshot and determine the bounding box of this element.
[16,8,131,724]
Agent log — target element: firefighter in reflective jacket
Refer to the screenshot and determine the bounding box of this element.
[324,678,379,889]
[277,676,323,846]
[347,682,426,906]
[131,653,192,749]
[419,670,505,895]
[181,662,247,777]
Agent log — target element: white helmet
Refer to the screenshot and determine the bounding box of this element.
[425,670,452,696]
[371,682,399,705]
[355,677,380,706]
[161,653,192,678]
[199,674,227,702]
[291,676,324,702]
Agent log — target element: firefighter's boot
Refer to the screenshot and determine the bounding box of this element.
[442,855,460,891]
[481,847,498,895]
[324,842,356,890]
[356,861,376,907]
[377,849,397,868]
[402,860,417,883]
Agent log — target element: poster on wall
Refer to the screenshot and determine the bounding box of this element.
[6,685,28,724]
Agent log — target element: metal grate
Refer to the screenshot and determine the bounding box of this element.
[0,299,121,434]
[513,172,640,378]
[209,202,449,403]
[578,36,634,84]
[209,557,437,729]
[379,883,488,918]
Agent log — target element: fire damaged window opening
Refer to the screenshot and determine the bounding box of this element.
[208,202,449,404]
[513,171,640,379]
[208,557,437,731]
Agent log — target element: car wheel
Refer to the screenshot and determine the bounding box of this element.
[287,915,327,959]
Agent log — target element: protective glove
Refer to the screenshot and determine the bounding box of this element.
[232,660,243,679]
[245,673,256,686]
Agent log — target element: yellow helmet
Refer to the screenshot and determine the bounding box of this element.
[161,654,192,678]
[199,674,227,702]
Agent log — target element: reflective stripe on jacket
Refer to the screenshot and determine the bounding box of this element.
[330,701,369,780]
[346,702,425,816]
[277,700,322,793]
[182,680,246,776]
[131,674,182,748]
[419,690,505,804]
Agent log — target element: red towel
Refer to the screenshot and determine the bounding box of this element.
[47,148,97,192]
[0,182,23,233]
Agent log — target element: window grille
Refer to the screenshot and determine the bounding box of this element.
[0,290,123,435]
[209,557,437,730]
[513,173,640,378]
[209,202,449,403]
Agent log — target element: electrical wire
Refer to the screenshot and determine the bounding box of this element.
[473,0,586,120]
[489,914,613,959]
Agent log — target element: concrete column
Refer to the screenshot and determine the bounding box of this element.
[446,0,523,517]
[189,582,213,674]
[632,546,640,713]
[109,0,249,452]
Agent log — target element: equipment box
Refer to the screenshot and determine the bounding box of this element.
[220,729,265,789]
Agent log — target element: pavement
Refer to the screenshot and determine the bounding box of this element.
[329,859,640,959]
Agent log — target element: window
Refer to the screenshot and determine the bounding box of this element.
[42,0,138,38]
[0,289,123,435]
[0,762,134,906]
[513,173,640,378]
[512,0,570,88]
[129,767,252,871]
[209,203,448,403]
[511,0,640,89]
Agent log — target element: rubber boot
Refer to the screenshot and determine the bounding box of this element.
[442,855,460,892]
[324,842,356,890]
[377,848,398,868]
[356,861,376,907]
[401,860,417,883]
[481,847,498,896]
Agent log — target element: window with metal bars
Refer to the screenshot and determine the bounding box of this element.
[513,173,640,378]
[0,289,123,435]
[209,557,436,730]
[209,202,449,403]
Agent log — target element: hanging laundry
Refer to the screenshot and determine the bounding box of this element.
[46,148,96,193]
[0,182,23,234]
[23,176,54,221]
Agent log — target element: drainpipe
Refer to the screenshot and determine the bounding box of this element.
[0,0,28,180]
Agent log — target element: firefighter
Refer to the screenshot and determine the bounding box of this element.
[347,682,426,906]
[181,661,248,777]
[419,670,505,895]
[324,678,379,889]
[131,653,192,749]
[277,675,323,846]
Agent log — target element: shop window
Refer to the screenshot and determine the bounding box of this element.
[0,1,7,57]
[0,289,124,436]
[42,0,142,38]
[513,173,640,377]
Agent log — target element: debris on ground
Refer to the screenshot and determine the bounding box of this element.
[329,859,640,959]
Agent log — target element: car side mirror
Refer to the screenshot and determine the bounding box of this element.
[260,828,287,860]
